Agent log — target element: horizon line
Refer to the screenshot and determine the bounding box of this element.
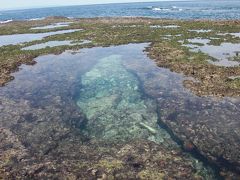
[0,0,194,11]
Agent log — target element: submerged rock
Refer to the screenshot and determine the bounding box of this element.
[139,122,157,135]
[0,95,215,179]
[76,54,170,145]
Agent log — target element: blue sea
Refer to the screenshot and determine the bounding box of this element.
[0,0,240,22]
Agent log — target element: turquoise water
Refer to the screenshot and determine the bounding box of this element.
[76,54,171,144]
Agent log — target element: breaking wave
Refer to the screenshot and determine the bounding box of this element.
[146,6,183,12]
[0,19,13,24]
[28,17,45,21]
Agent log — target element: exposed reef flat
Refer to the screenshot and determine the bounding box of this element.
[0,17,240,97]
[0,17,240,179]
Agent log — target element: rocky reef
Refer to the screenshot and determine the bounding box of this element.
[0,20,240,178]
[124,51,240,178]
[0,45,217,179]
[0,95,215,179]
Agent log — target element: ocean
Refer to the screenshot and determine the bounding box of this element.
[0,0,240,23]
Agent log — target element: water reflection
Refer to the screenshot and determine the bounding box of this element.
[0,29,81,46]
[182,38,240,67]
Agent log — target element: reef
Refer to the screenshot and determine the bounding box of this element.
[146,42,240,97]
[0,17,240,179]
[0,17,240,97]
[0,95,215,179]
[124,54,240,178]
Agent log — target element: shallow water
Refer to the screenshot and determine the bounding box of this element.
[21,40,91,50]
[0,29,81,46]
[183,38,240,67]
[1,43,240,178]
[76,54,171,144]
[31,22,73,30]
[1,44,183,149]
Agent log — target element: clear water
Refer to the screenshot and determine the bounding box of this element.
[1,0,240,21]
[21,40,91,50]
[0,29,81,46]
[1,43,240,177]
[76,54,170,144]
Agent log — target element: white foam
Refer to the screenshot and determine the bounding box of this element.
[28,17,45,21]
[0,19,13,24]
[152,7,162,11]
[152,6,182,12]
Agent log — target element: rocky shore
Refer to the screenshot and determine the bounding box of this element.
[0,17,240,97]
[0,17,240,179]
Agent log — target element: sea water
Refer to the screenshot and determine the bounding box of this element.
[1,0,240,22]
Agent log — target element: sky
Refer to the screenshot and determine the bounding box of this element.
[0,0,184,10]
